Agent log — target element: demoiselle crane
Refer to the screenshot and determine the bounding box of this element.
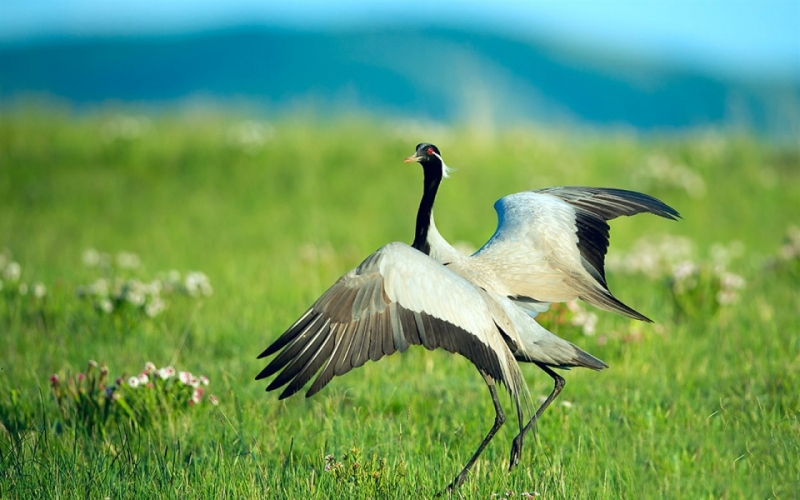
[257,143,679,491]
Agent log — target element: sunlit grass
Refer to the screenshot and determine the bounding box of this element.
[1,110,798,498]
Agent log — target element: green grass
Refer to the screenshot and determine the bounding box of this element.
[1,109,799,499]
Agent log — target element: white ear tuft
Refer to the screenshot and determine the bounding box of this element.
[433,152,456,179]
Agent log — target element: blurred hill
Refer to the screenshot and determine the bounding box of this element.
[1,26,798,136]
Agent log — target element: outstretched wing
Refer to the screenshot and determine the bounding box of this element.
[256,242,523,400]
[472,187,679,321]
[535,187,680,285]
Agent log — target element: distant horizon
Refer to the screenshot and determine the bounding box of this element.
[1,0,798,81]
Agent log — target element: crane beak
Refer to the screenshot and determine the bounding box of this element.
[404,153,422,163]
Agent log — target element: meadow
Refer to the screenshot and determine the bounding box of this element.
[0,108,798,499]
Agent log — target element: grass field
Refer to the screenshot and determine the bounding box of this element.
[1,109,799,499]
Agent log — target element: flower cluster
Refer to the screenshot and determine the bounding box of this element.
[101,115,152,143]
[633,154,707,199]
[0,250,47,299]
[77,277,166,317]
[77,249,212,317]
[123,361,216,407]
[608,236,746,317]
[49,360,218,435]
[225,120,274,155]
[766,224,800,279]
[538,300,598,336]
[606,235,695,279]
[668,242,746,312]
[777,225,800,262]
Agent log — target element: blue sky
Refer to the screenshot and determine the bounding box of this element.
[2,0,798,79]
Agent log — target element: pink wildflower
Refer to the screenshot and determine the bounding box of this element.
[158,366,175,380]
[199,375,210,386]
[189,376,200,388]
[209,395,219,406]
[49,374,59,386]
[192,387,204,404]
[179,371,191,385]
[77,373,86,381]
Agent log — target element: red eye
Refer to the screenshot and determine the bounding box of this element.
[427,147,434,155]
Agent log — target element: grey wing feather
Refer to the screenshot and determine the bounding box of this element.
[256,242,518,400]
[473,187,677,322]
[496,297,608,371]
[536,187,680,287]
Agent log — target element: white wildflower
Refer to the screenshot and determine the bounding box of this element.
[179,371,191,385]
[607,235,695,278]
[710,241,744,268]
[144,362,156,373]
[635,155,706,198]
[99,298,114,314]
[162,270,181,292]
[116,252,141,269]
[90,278,109,297]
[226,120,274,154]
[672,261,698,281]
[145,280,162,295]
[184,271,213,297]
[779,225,800,260]
[126,290,145,307]
[102,115,152,142]
[82,248,101,267]
[716,290,740,305]
[566,300,598,335]
[138,372,149,384]
[33,282,47,298]
[3,261,21,282]
[127,376,140,388]
[720,272,746,290]
[158,366,175,380]
[144,297,166,317]
[581,312,598,336]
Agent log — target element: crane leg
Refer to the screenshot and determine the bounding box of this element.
[440,370,506,495]
[508,364,565,471]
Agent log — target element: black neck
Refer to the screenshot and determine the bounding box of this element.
[412,161,442,254]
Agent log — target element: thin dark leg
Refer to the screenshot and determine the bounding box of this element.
[440,370,506,495]
[508,364,565,471]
